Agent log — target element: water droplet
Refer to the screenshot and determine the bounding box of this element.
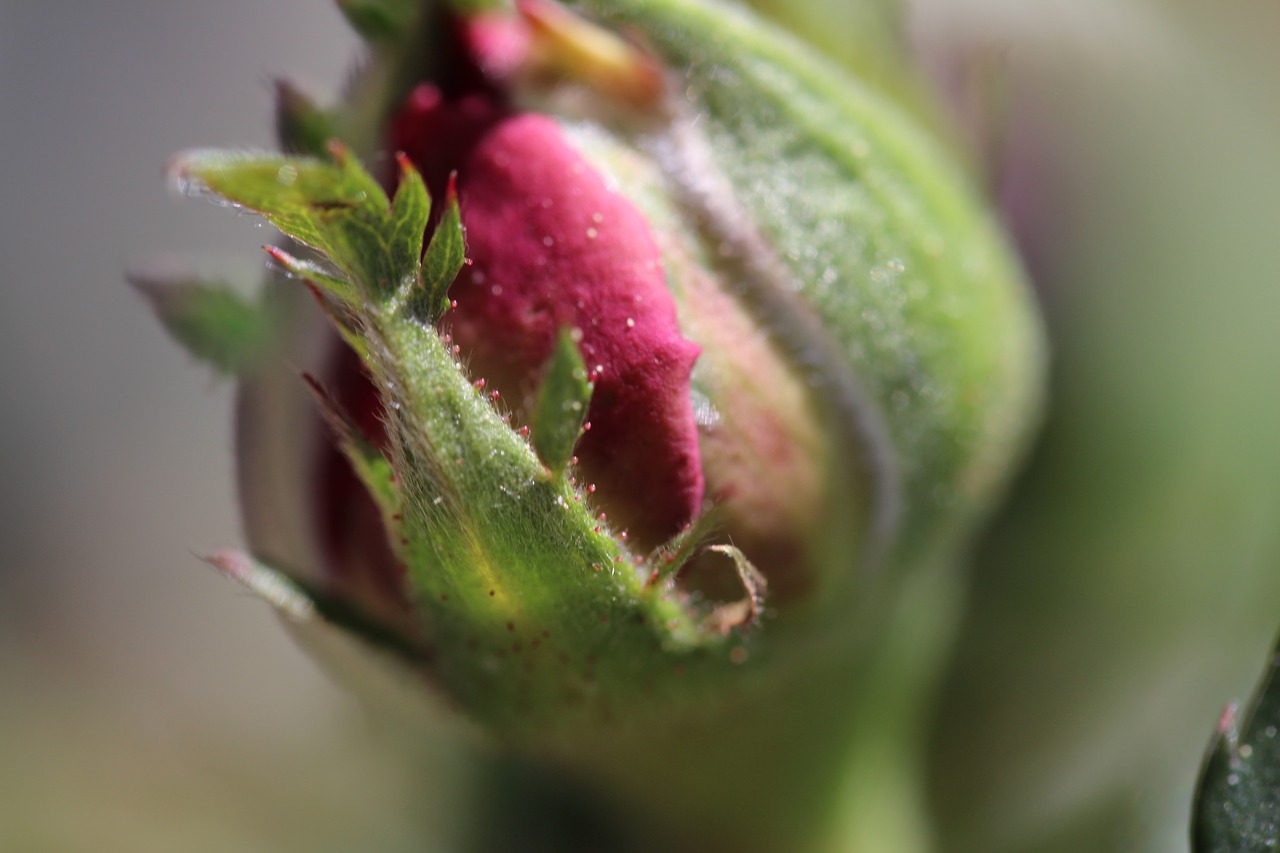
[625,318,635,329]
[276,164,298,186]
[692,392,721,428]
[1240,744,1254,759]
[1266,726,1277,738]
[542,235,555,247]
[586,227,598,239]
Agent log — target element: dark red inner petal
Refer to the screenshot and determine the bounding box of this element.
[312,340,408,626]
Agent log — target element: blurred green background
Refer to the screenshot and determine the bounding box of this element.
[2,0,1278,850]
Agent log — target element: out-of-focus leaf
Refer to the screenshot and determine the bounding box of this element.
[274,79,337,157]
[130,273,269,375]
[335,0,420,44]
[1194,633,1280,851]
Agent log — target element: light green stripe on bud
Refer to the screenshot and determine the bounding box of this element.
[563,0,1045,596]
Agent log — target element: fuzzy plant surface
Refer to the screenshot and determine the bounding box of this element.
[139,0,1044,850]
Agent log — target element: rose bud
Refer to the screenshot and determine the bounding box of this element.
[142,0,1044,849]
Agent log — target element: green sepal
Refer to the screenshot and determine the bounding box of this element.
[413,173,466,322]
[1194,631,1280,851]
[645,506,722,588]
[274,79,338,157]
[181,144,728,740]
[263,244,354,302]
[130,272,269,375]
[530,328,593,474]
[203,549,429,667]
[170,144,416,300]
[263,245,368,358]
[302,373,400,519]
[335,0,420,44]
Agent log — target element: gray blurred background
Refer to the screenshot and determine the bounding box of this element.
[2,1,1278,851]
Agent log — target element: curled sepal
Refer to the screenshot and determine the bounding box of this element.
[700,545,768,635]
[129,271,270,376]
[1194,630,1280,851]
[530,327,593,474]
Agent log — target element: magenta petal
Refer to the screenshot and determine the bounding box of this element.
[395,95,704,546]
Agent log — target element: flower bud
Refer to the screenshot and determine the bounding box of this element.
[148,0,1043,848]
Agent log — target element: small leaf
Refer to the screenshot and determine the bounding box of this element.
[530,328,593,474]
[413,172,466,322]
[130,272,268,375]
[274,79,336,156]
[170,145,426,301]
[1194,630,1280,851]
[387,153,432,305]
[335,0,420,44]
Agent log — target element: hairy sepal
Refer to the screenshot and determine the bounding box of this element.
[172,145,747,737]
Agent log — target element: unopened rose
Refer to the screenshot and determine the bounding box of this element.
[143,1,1044,849]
